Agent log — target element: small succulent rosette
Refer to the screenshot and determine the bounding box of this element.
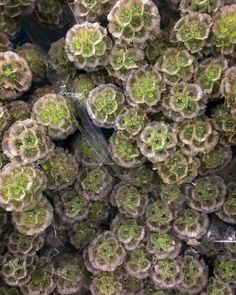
[0,51,32,101]
[213,255,236,288]
[65,22,112,71]
[157,183,185,210]
[108,0,160,45]
[7,100,31,125]
[201,277,234,295]
[69,221,96,250]
[86,83,125,128]
[180,0,221,14]
[0,0,36,17]
[88,201,111,224]
[0,14,20,40]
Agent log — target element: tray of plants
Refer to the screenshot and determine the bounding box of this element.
[0,0,236,294]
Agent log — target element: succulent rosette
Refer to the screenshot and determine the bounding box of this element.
[155,151,200,185]
[158,183,185,209]
[173,13,212,53]
[212,4,236,54]
[2,119,54,164]
[137,122,177,163]
[0,51,32,101]
[86,83,125,128]
[176,119,219,156]
[0,0,36,17]
[65,22,112,71]
[111,182,149,218]
[0,282,22,295]
[213,255,236,287]
[162,82,206,122]
[180,0,221,14]
[201,277,234,295]
[0,13,19,39]
[7,101,31,125]
[12,197,53,236]
[69,221,96,249]
[221,66,236,118]
[173,207,209,240]
[156,48,195,86]
[88,231,126,272]
[0,163,46,212]
[88,201,111,224]
[108,0,160,45]
[32,93,77,140]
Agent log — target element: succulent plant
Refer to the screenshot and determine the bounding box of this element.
[151,258,184,289]
[162,82,206,122]
[155,151,200,185]
[88,201,111,223]
[212,4,236,54]
[65,22,112,71]
[173,13,212,53]
[86,83,125,128]
[88,231,126,272]
[176,119,219,156]
[137,122,177,163]
[74,0,115,23]
[185,175,226,213]
[125,66,165,112]
[20,262,56,295]
[40,148,78,191]
[194,57,227,98]
[111,215,145,250]
[213,256,236,287]
[2,119,54,164]
[198,144,232,175]
[202,277,233,295]
[48,38,77,78]
[32,93,77,140]
[177,255,209,294]
[180,0,221,14]
[107,43,145,82]
[108,0,160,45]
[69,221,96,249]
[109,132,145,168]
[158,183,185,209]
[0,282,22,295]
[111,182,148,218]
[17,43,46,83]
[0,163,46,212]
[12,197,53,236]
[7,101,31,125]
[1,252,36,286]
[221,66,236,118]
[0,0,36,17]
[146,231,182,259]
[115,106,148,138]
[156,48,195,86]
[55,254,86,294]
[0,51,32,101]
[124,246,152,279]
[216,187,236,224]
[173,207,209,240]
[123,275,144,295]
[75,166,113,202]
[0,32,10,51]
[0,13,19,39]
[89,271,123,295]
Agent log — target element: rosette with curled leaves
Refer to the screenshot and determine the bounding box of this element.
[7,101,30,125]
[40,148,78,192]
[111,214,145,250]
[173,13,212,53]
[212,4,236,54]
[0,14,19,40]
[146,231,182,259]
[69,221,96,250]
[201,277,234,295]
[88,231,126,272]
[75,166,113,202]
[0,163,46,212]
[12,198,53,236]
[185,175,226,213]
[155,48,195,86]
[221,66,236,118]
[74,0,115,23]
[0,51,32,101]
[0,0,36,17]
[175,119,219,156]
[32,93,77,140]
[125,66,165,112]
[173,207,209,240]
[177,255,209,294]
[162,82,206,122]
[111,182,149,218]
[137,122,177,163]
[109,132,145,168]
[180,0,221,14]
[65,22,112,71]
[194,57,227,98]
[108,0,160,45]
[213,255,236,288]
[7,230,44,257]
[1,252,36,287]
[155,151,200,185]
[151,258,184,289]
[157,183,185,210]
[145,201,173,233]
[2,119,54,164]
[86,83,125,128]
[107,43,145,82]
